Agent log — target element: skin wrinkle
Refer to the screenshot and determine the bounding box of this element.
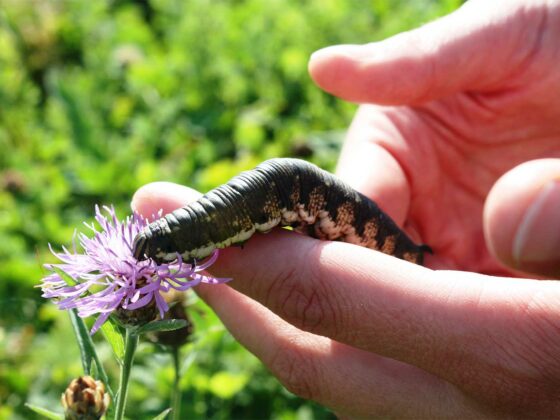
[463,2,548,93]
[446,330,557,418]
[265,333,325,402]
[394,275,543,404]
[339,259,443,361]
[316,252,379,348]
[300,289,324,331]
[446,279,533,384]
[388,107,495,267]
[278,278,321,331]
[263,258,300,314]
[434,280,560,416]
[268,327,435,417]
[395,104,559,274]
[518,289,560,382]
[325,342,463,418]
[310,244,359,344]
[462,91,503,120]
[426,275,475,373]
[505,4,548,86]
[401,33,439,105]
[483,331,536,396]
[276,242,342,334]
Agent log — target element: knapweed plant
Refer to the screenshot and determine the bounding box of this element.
[30,206,229,420]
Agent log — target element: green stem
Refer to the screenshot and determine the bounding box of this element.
[114,329,139,420]
[68,309,114,400]
[171,348,182,420]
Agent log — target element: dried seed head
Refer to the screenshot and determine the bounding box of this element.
[61,376,110,420]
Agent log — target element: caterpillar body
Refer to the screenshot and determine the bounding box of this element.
[133,158,431,265]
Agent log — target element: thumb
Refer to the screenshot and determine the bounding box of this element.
[308,0,541,104]
[484,159,560,279]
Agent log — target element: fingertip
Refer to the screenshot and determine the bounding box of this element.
[484,159,560,278]
[308,2,518,105]
[308,44,368,101]
[309,36,441,104]
[131,181,201,218]
[195,282,231,307]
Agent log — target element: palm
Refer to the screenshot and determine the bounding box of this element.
[366,87,560,274]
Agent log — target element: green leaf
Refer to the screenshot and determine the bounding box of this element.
[24,403,63,420]
[69,309,93,374]
[152,408,172,420]
[68,310,114,400]
[50,266,78,286]
[136,319,187,335]
[101,318,125,362]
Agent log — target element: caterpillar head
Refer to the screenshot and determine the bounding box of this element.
[133,218,178,263]
[133,217,217,264]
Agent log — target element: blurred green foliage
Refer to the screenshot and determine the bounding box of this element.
[0,0,461,418]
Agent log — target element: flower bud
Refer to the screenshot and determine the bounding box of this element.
[61,376,110,420]
[114,298,158,329]
[150,301,193,348]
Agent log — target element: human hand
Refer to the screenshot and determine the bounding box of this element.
[132,0,560,417]
[310,0,560,278]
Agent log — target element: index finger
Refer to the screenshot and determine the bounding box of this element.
[132,182,560,407]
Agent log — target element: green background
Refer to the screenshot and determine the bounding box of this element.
[0,0,461,418]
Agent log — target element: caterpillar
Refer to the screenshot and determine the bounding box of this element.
[133,158,431,265]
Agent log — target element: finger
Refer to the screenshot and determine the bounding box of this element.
[131,181,202,217]
[132,183,560,410]
[308,0,544,104]
[206,230,560,405]
[209,232,447,361]
[335,105,411,225]
[484,159,560,278]
[195,283,478,418]
[131,183,465,415]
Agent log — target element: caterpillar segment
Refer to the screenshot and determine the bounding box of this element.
[133,158,430,265]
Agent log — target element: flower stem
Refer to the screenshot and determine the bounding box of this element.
[115,329,139,420]
[171,347,182,420]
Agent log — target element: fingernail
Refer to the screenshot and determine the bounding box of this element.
[512,180,560,266]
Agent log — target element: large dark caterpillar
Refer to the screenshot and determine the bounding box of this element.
[133,158,431,265]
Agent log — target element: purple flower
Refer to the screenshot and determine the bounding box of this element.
[41,205,229,334]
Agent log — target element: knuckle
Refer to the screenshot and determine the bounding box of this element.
[263,256,344,336]
[265,336,323,401]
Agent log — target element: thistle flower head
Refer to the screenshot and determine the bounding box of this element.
[61,376,109,420]
[41,205,229,334]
